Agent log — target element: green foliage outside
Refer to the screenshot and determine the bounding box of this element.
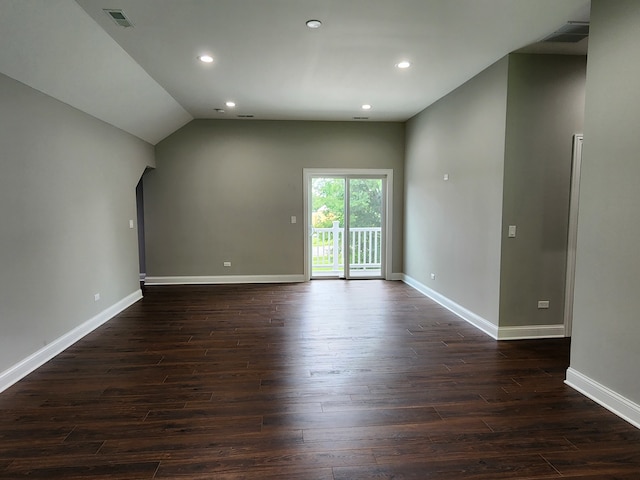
[311,177,383,271]
[311,178,382,228]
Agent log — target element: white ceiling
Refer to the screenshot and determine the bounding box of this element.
[0,0,191,144]
[0,0,590,144]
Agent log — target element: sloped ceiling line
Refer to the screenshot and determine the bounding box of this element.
[0,0,192,145]
[0,0,589,145]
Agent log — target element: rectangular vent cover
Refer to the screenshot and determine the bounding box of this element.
[543,22,589,43]
[104,9,134,28]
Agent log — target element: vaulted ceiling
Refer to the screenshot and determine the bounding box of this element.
[0,0,589,144]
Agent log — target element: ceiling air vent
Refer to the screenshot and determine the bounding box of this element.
[103,9,134,28]
[237,114,255,118]
[543,22,589,43]
[353,116,369,120]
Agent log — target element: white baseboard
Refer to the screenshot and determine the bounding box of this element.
[401,274,499,339]
[401,274,565,341]
[144,274,305,285]
[566,367,640,430]
[497,324,566,340]
[0,289,143,394]
[146,273,401,285]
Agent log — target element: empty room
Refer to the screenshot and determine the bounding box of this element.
[1,0,640,478]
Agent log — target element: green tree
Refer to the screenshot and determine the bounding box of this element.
[311,178,381,228]
[312,178,344,228]
[348,179,382,228]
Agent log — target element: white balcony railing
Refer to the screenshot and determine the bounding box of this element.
[312,221,382,276]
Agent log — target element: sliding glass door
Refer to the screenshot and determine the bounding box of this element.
[309,174,385,279]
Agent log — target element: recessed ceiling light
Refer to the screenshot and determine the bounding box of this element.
[306,19,322,29]
[396,60,411,69]
[361,104,372,110]
[198,55,214,63]
[225,101,236,108]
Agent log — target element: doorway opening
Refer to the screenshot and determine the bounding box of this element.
[135,168,152,285]
[303,169,393,281]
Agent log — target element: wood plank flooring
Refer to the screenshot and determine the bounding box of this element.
[1,280,639,479]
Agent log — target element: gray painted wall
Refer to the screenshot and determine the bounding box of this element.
[404,58,509,325]
[500,54,586,327]
[570,0,640,404]
[404,53,587,330]
[145,119,405,277]
[0,72,154,373]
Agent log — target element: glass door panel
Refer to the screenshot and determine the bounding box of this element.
[346,178,383,279]
[310,177,345,278]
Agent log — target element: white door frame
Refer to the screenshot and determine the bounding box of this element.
[303,168,393,281]
[564,134,583,337]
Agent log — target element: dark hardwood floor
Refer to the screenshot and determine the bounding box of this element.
[1,280,639,479]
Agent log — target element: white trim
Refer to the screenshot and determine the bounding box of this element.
[0,290,143,394]
[564,134,583,337]
[383,172,393,281]
[389,272,404,281]
[566,367,640,430]
[401,275,566,340]
[303,168,394,281]
[144,274,305,285]
[401,274,499,339]
[497,324,566,340]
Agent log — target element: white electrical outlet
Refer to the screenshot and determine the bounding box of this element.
[430,273,436,280]
[537,300,550,309]
[129,219,135,229]
[94,293,101,302]
[224,261,231,267]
